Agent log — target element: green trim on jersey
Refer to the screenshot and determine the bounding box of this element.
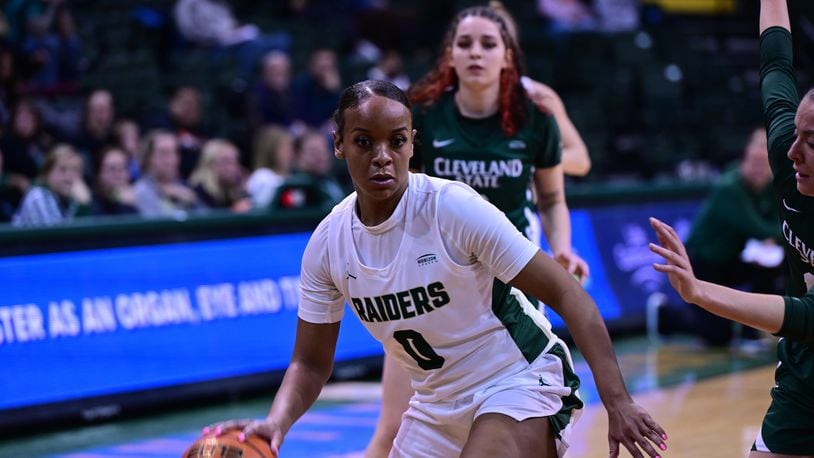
[490,279,547,361]
[411,91,561,235]
[489,279,583,437]
[548,343,584,438]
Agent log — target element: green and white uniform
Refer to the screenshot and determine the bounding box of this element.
[755,26,814,455]
[298,173,581,456]
[410,90,561,242]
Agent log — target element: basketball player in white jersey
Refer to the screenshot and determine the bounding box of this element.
[211,80,666,457]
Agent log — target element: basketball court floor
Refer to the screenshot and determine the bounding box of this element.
[0,336,777,458]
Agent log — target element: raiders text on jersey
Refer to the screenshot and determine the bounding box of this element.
[350,282,450,323]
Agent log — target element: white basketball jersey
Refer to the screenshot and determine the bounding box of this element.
[323,174,560,402]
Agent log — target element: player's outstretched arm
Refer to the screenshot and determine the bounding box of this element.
[648,217,785,334]
[510,251,666,457]
[760,0,790,34]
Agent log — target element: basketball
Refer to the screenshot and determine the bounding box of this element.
[183,428,273,458]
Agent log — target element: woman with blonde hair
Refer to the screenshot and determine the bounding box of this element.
[246,125,295,209]
[189,138,251,213]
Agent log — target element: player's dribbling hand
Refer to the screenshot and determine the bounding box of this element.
[606,399,668,458]
[203,418,285,457]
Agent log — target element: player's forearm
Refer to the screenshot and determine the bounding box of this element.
[760,0,790,34]
[266,319,338,434]
[267,360,333,435]
[557,119,591,177]
[693,281,785,334]
[539,201,572,254]
[558,291,631,405]
[561,145,591,177]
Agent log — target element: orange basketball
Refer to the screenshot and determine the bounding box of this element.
[183,428,273,458]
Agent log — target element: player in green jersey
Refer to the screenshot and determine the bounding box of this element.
[408,3,588,275]
[649,1,814,455]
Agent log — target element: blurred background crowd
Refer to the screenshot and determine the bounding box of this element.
[0,0,812,227]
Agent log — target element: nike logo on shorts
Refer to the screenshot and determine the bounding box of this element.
[432,138,455,148]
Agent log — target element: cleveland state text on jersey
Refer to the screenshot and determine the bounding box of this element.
[432,158,523,189]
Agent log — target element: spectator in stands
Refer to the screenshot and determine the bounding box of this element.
[246,125,294,209]
[0,45,22,111]
[0,98,52,191]
[366,49,410,92]
[133,129,205,218]
[188,138,251,213]
[115,118,141,180]
[12,143,90,226]
[3,0,40,44]
[50,2,80,84]
[246,51,299,132]
[593,0,639,33]
[145,85,210,180]
[648,127,784,349]
[0,151,24,222]
[292,48,341,129]
[74,89,117,169]
[536,0,596,34]
[89,146,138,216]
[286,129,346,204]
[9,0,81,90]
[173,0,291,78]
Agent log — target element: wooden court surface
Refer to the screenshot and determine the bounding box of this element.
[0,337,779,457]
[568,364,773,457]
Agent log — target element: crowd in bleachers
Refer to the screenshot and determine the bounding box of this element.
[0,0,810,227]
[0,0,362,227]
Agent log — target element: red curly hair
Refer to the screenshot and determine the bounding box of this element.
[408,3,527,137]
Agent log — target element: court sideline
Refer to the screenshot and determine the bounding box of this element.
[0,337,777,457]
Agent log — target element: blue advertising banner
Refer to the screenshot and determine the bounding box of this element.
[0,234,381,410]
[587,200,699,318]
[542,201,700,329]
[541,209,623,329]
[0,198,701,414]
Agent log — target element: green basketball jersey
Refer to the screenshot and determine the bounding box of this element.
[410,91,561,235]
[761,27,814,387]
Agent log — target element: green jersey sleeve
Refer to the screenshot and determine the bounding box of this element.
[760,26,798,179]
[530,106,562,169]
[781,289,814,345]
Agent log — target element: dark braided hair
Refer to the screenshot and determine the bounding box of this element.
[333,80,412,141]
